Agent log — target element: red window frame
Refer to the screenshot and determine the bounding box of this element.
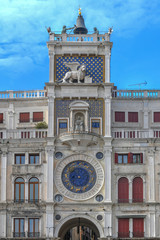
[128,112,138,122]
[115,153,143,164]
[15,154,25,164]
[14,218,25,237]
[14,178,25,202]
[29,154,39,164]
[29,177,39,202]
[28,218,39,237]
[133,218,144,237]
[118,177,129,203]
[19,112,30,123]
[115,112,125,122]
[33,112,43,122]
[154,112,160,122]
[118,218,129,238]
[0,113,3,123]
[133,177,143,203]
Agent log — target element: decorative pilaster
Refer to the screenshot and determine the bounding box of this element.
[104,212,112,237]
[149,213,156,237]
[105,98,111,137]
[48,95,55,137]
[8,103,15,130]
[104,149,112,202]
[46,205,54,238]
[49,52,55,82]
[129,179,132,203]
[148,149,155,202]
[105,46,111,83]
[0,211,6,237]
[46,146,54,202]
[1,150,7,202]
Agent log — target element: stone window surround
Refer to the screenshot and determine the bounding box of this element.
[90,117,102,135]
[12,176,42,202]
[13,152,41,165]
[116,175,146,203]
[12,217,41,238]
[57,117,69,135]
[115,216,146,238]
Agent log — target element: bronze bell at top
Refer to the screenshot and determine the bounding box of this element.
[74,8,88,34]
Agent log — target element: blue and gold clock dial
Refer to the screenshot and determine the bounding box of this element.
[62,161,96,193]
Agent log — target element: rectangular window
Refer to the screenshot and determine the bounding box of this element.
[115,112,125,122]
[59,122,67,128]
[128,112,138,122]
[133,218,144,238]
[0,113,3,123]
[115,153,143,164]
[15,154,25,164]
[28,218,39,238]
[14,218,25,237]
[91,119,101,135]
[33,112,43,122]
[92,122,100,128]
[133,154,141,163]
[118,218,129,238]
[154,112,160,122]
[20,112,30,123]
[29,154,39,164]
[118,154,128,164]
[58,119,68,135]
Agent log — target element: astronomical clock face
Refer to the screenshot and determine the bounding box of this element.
[55,154,104,200]
[62,161,96,193]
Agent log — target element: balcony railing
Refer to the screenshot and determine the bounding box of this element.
[117,199,144,203]
[112,129,160,139]
[112,89,160,99]
[133,231,144,238]
[49,33,110,42]
[0,129,47,139]
[0,90,47,99]
[14,199,25,203]
[28,199,39,203]
[13,232,25,237]
[118,232,130,238]
[14,199,40,203]
[28,232,40,238]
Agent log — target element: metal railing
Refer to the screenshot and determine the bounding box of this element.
[13,232,25,237]
[117,199,144,204]
[28,232,40,238]
[118,232,130,238]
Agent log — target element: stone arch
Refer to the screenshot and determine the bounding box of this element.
[55,214,104,239]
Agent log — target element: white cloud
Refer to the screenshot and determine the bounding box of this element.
[0,0,160,78]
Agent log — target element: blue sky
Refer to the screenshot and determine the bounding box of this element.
[0,0,160,91]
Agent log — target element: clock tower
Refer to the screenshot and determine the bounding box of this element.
[46,10,113,239]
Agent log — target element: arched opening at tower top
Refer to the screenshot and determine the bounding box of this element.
[58,217,100,240]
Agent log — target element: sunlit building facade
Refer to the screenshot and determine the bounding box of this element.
[0,11,159,240]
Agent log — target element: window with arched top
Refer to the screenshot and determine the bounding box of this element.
[29,177,39,203]
[133,177,143,203]
[14,178,25,203]
[118,177,129,203]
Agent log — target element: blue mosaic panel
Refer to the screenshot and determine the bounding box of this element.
[55,56,104,83]
[62,160,96,193]
[55,99,103,134]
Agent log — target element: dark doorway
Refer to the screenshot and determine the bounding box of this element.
[58,217,100,240]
